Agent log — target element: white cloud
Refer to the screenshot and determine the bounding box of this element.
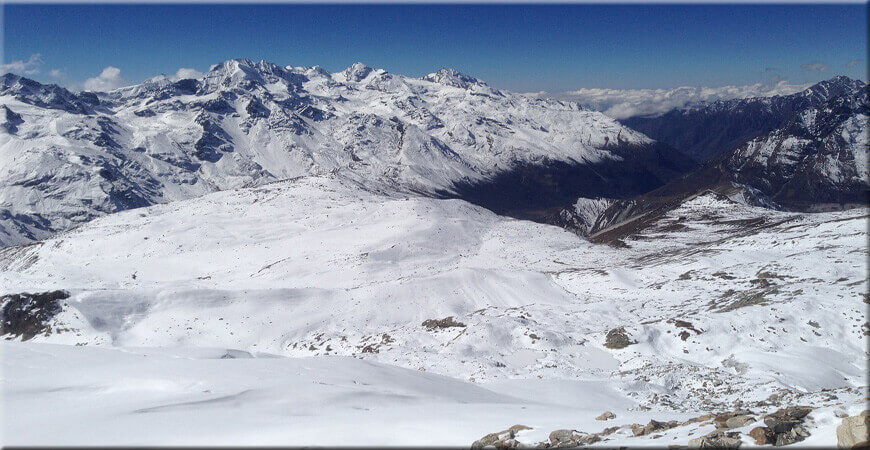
[801,62,828,73]
[173,67,204,80]
[1,54,43,76]
[545,80,811,119]
[48,69,66,79]
[83,66,127,91]
[846,58,863,68]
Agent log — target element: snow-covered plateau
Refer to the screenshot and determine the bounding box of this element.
[1,174,867,446]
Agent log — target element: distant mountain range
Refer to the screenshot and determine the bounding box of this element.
[564,75,868,240]
[0,59,691,247]
[620,76,866,163]
[0,62,866,248]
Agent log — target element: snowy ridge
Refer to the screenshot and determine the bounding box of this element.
[0,59,664,247]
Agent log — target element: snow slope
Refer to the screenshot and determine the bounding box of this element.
[1,175,866,446]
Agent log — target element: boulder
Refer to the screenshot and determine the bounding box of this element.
[596,411,616,421]
[724,415,755,429]
[548,429,580,447]
[633,419,680,436]
[688,430,742,449]
[713,410,755,429]
[837,411,869,449]
[604,327,635,349]
[422,316,466,330]
[472,424,532,449]
[748,426,772,445]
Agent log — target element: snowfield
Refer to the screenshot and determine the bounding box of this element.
[1,174,866,446]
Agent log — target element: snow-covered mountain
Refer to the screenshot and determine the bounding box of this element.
[562,78,868,238]
[621,76,867,163]
[0,59,692,247]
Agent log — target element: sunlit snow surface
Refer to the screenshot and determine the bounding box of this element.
[1,175,867,446]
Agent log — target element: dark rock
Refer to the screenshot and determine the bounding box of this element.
[688,429,742,448]
[0,290,70,340]
[1,105,24,133]
[422,316,466,330]
[604,327,636,349]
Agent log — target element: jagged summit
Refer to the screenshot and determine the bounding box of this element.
[0,73,95,114]
[422,68,486,89]
[342,62,374,82]
[801,75,865,104]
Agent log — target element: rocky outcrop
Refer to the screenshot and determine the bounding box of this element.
[688,429,743,448]
[746,406,813,446]
[631,419,681,436]
[0,290,70,340]
[471,424,531,449]
[547,429,600,447]
[604,327,636,349]
[422,316,466,330]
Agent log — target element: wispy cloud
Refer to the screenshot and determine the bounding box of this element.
[542,80,811,119]
[846,58,863,68]
[800,62,828,73]
[83,66,127,91]
[173,68,205,80]
[1,54,43,76]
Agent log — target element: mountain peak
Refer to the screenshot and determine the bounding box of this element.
[343,62,374,82]
[422,68,485,90]
[0,73,93,114]
[200,59,292,92]
[802,75,866,102]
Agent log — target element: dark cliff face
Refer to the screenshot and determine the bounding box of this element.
[620,76,867,163]
[720,89,869,210]
[446,141,697,224]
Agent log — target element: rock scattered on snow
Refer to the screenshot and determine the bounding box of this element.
[748,405,814,446]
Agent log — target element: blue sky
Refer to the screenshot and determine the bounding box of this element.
[2,4,866,93]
